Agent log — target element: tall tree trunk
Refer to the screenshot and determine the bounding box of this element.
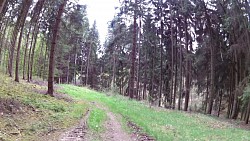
[73,42,78,85]
[245,98,250,124]
[178,47,183,110]
[66,53,70,84]
[47,0,67,96]
[0,18,8,66]
[204,72,209,113]
[207,42,215,114]
[111,45,116,90]
[27,23,37,82]
[204,2,215,115]
[143,52,148,100]
[42,36,49,81]
[159,0,163,106]
[128,0,137,99]
[8,6,22,77]
[23,25,32,80]
[173,23,178,109]
[170,4,174,108]
[29,25,39,81]
[136,16,142,100]
[14,23,25,82]
[86,42,92,85]
[0,0,6,15]
[217,90,223,117]
[184,17,190,111]
[38,37,44,77]
[231,52,239,119]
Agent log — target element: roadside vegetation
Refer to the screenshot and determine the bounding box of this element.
[61,85,250,141]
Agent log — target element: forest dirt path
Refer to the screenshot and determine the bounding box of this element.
[59,101,135,141]
[59,109,90,141]
[89,102,135,141]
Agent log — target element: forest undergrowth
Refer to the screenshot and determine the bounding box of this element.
[0,73,87,141]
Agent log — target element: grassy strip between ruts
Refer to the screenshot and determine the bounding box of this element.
[88,108,107,133]
[0,74,88,141]
[61,84,250,141]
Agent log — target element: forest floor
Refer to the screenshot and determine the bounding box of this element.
[0,72,250,141]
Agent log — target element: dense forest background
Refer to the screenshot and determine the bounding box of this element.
[0,0,250,124]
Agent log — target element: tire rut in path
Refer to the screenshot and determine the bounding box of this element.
[59,109,90,141]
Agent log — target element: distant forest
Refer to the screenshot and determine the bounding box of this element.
[0,0,250,124]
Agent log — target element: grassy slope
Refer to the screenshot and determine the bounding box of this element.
[0,74,87,141]
[61,85,250,141]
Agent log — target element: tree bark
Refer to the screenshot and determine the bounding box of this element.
[184,17,190,111]
[0,0,6,15]
[245,98,250,124]
[159,4,163,106]
[14,23,25,82]
[178,47,183,110]
[86,42,92,85]
[47,0,67,96]
[8,2,24,77]
[136,15,142,100]
[170,3,174,108]
[128,0,137,99]
[29,24,39,81]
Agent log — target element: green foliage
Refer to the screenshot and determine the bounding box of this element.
[61,85,250,141]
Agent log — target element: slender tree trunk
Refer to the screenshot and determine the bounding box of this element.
[170,4,174,108]
[217,90,223,117]
[143,53,148,100]
[0,0,6,14]
[23,25,32,80]
[184,17,190,111]
[136,16,142,100]
[0,18,8,66]
[128,0,137,99]
[178,47,183,110]
[27,24,37,82]
[150,46,155,105]
[173,24,178,109]
[111,45,116,90]
[207,42,215,115]
[47,0,67,96]
[74,46,77,85]
[80,48,84,85]
[9,0,32,77]
[86,42,92,85]
[232,52,239,119]
[204,72,209,113]
[42,35,49,80]
[38,38,44,77]
[9,20,20,77]
[30,24,39,81]
[14,23,25,82]
[66,53,70,84]
[159,9,163,106]
[245,98,250,124]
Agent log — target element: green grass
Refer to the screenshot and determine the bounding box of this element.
[88,108,107,132]
[61,84,250,141]
[0,74,88,141]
